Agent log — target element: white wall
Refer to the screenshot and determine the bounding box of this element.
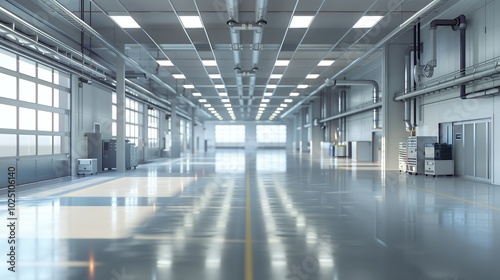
[416,0,500,184]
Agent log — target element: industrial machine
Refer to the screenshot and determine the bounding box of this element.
[399,142,407,172]
[424,143,454,177]
[77,158,98,175]
[102,139,138,170]
[407,136,437,175]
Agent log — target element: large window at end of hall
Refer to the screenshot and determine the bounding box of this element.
[148,109,159,148]
[256,125,286,147]
[215,125,245,147]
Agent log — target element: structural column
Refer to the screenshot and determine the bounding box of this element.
[170,99,181,158]
[191,107,196,154]
[300,106,309,154]
[382,43,408,169]
[116,50,126,172]
[310,99,322,156]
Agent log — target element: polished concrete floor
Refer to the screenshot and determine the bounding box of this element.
[1,149,500,280]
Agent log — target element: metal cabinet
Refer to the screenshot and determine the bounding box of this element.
[407,136,437,175]
[425,160,454,176]
[77,159,98,175]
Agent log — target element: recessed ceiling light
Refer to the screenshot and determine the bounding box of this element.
[267,84,277,89]
[306,74,319,79]
[222,99,230,103]
[284,99,293,103]
[209,74,222,79]
[173,74,186,79]
[179,16,203,28]
[263,92,273,97]
[290,16,315,28]
[110,16,141,29]
[258,108,265,111]
[277,108,284,111]
[262,99,270,103]
[192,92,202,97]
[218,92,228,96]
[209,108,215,111]
[202,60,217,66]
[224,104,232,107]
[290,92,300,96]
[270,74,283,79]
[280,104,288,107]
[199,99,207,103]
[275,60,290,66]
[215,85,225,89]
[204,104,212,108]
[318,60,335,67]
[260,104,267,107]
[183,85,195,89]
[157,60,174,66]
[353,16,384,28]
[297,85,308,89]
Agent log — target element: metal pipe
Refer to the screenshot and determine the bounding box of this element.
[281,0,449,119]
[226,0,244,106]
[248,0,268,105]
[321,102,382,123]
[394,65,500,101]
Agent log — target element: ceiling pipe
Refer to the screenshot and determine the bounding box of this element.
[394,63,500,101]
[281,0,449,119]
[422,14,467,99]
[248,0,268,110]
[320,102,382,123]
[226,0,244,107]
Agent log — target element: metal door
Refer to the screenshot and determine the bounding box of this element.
[453,125,464,176]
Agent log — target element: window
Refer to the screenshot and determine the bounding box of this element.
[0,48,70,158]
[215,125,245,147]
[125,97,142,145]
[148,109,159,148]
[256,125,287,144]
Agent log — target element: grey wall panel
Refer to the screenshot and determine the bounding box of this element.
[37,158,55,180]
[53,158,70,178]
[17,159,37,185]
[475,122,488,179]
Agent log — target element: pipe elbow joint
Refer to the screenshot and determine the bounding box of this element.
[255,18,267,26]
[227,18,238,27]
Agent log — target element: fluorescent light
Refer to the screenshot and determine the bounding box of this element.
[192,92,202,97]
[284,99,293,103]
[353,16,384,28]
[267,84,277,89]
[290,92,300,96]
[179,16,203,28]
[318,60,335,66]
[270,74,283,79]
[209,74,222,79]
[277,108,284,111]
[222,99,230,103]
[264,92,273,97]
[298,84,308,89]
[157,60,174,66]
[262,99,270,103]
[258,108,265,111]
[202,60,217,66]
[224,104,232,107]
[280,104,288,108]
[204,104,212,108]
[183,85,195,89]
[110,16,140,29]
[275,60,290,66]
[290,16,315,28]
[218,92,228,96]
[173,74,186,79]
[208,108,216,111]
[260,104,267,107]
[215,85,225,89]
[306,74,319,79]
[199,99,207,103]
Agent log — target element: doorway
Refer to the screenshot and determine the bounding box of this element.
[453,119,491,182]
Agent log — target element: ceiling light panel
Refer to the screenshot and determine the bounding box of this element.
[267,85,277,89]
[306,74,319,79]
[215,85,225,89]
[192,92,202,97]
[263,92,273,97]
[290,92,300,96]
[318,60,335,66]
[199,99,207,103]
[157,60,173,66]
[353,16,384,28]
[209,74,222,79]
[110,16,140,29]
[202,60,217,66]
[183,85,195,89]
[270,74,283,79]
[297,85,308,89]
[275,60,290,66]
[173,74,186,79]
[284,99,293,103]
[218,92,228,96]
[290,16,315,28]
[179,16,204,28]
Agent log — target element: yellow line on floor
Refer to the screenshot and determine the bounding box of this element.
[245,163,253,280]
[409,186,500,211]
